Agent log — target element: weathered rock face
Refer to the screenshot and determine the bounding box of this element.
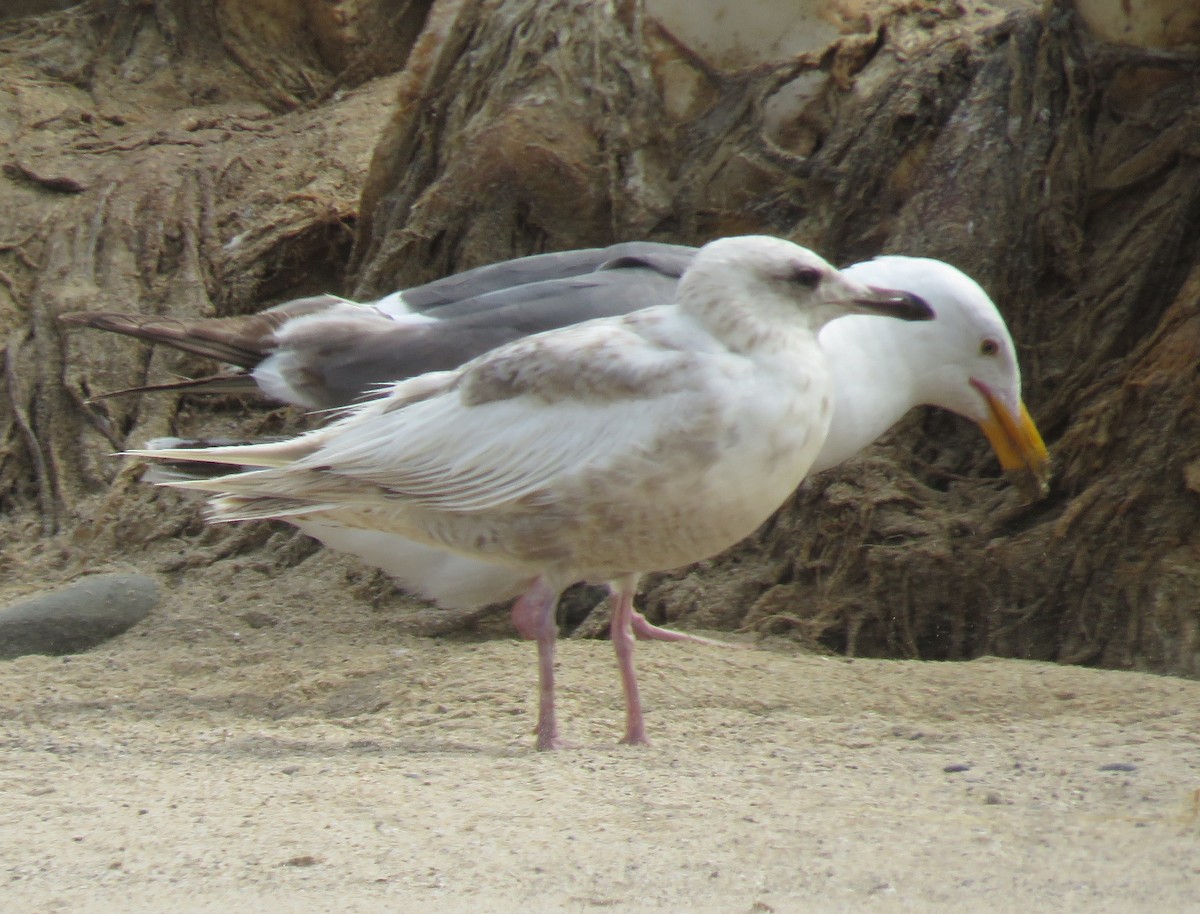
[0,1,82,21]
[1074,0,1200,49]
[348,0,673,291]
[1,1,1198,674]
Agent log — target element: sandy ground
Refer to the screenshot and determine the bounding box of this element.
[1,549,1198,914]
[2,4,1197,911]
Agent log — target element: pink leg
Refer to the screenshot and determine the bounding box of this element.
[511,577,567,750]
[510,582,546,640]
[628,609,725,646]
[609,574,650,746]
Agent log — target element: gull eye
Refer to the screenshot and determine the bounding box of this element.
[980,337,1000,356]
[790,266,822,289]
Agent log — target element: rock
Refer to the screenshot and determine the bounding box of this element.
[0,573,159,660]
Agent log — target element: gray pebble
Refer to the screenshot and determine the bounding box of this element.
[0,573,159,660]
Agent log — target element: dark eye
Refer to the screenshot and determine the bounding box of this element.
[790,266,822,289]
[980,338,1000,356]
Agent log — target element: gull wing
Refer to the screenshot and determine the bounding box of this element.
[399,241,694,313]
[142,310,731,518]
[257,258,685,408]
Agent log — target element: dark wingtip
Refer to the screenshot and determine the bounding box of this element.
[82,373,261,402]
[855,289,936,322]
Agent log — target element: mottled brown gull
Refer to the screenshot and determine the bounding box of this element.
[62,245,1049,494]
[109,252,1048,645]
[128,235,934,749]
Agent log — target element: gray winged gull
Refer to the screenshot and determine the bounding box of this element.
[62,242,696,407]
[216,255,1051,633]
[69,242,1050,651]
[61,244,1049,493]
[128,235,935,749]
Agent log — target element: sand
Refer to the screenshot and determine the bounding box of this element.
[2,547,1198,914]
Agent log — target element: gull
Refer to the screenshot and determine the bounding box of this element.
[68,241,1050,650]
[61,242,698,408]
[226,254,1052,633]
[61,243,1049,493]
[128,236,935,749]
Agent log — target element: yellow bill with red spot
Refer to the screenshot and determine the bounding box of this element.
[970,379,1051,501]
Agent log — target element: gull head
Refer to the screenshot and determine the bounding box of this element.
[843,256,1051,499]
[681,236,934,340]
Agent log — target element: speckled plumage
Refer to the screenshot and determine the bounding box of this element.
[130,235,933,749]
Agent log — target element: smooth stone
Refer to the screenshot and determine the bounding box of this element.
[0,573,159,659]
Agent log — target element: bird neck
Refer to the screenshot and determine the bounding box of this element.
[811,315,921,473]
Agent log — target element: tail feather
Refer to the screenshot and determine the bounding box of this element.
[126,436,316,469]
[136,436,273,484]
[129,441,530,611]
[59,295,341,369]
[207,495,339,522]
[60,311,280,368]
[85,373,261,402]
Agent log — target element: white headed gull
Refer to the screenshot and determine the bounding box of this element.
[72,240,1049,669]
[62,242,1048,490]
[128,236,935,749]
[208,254,1051,630]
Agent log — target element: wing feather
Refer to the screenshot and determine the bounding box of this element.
[168,311,735,517]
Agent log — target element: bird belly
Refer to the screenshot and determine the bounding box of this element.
[528,373,831,579]
[568,402,827,577]
[272,364,832,589]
